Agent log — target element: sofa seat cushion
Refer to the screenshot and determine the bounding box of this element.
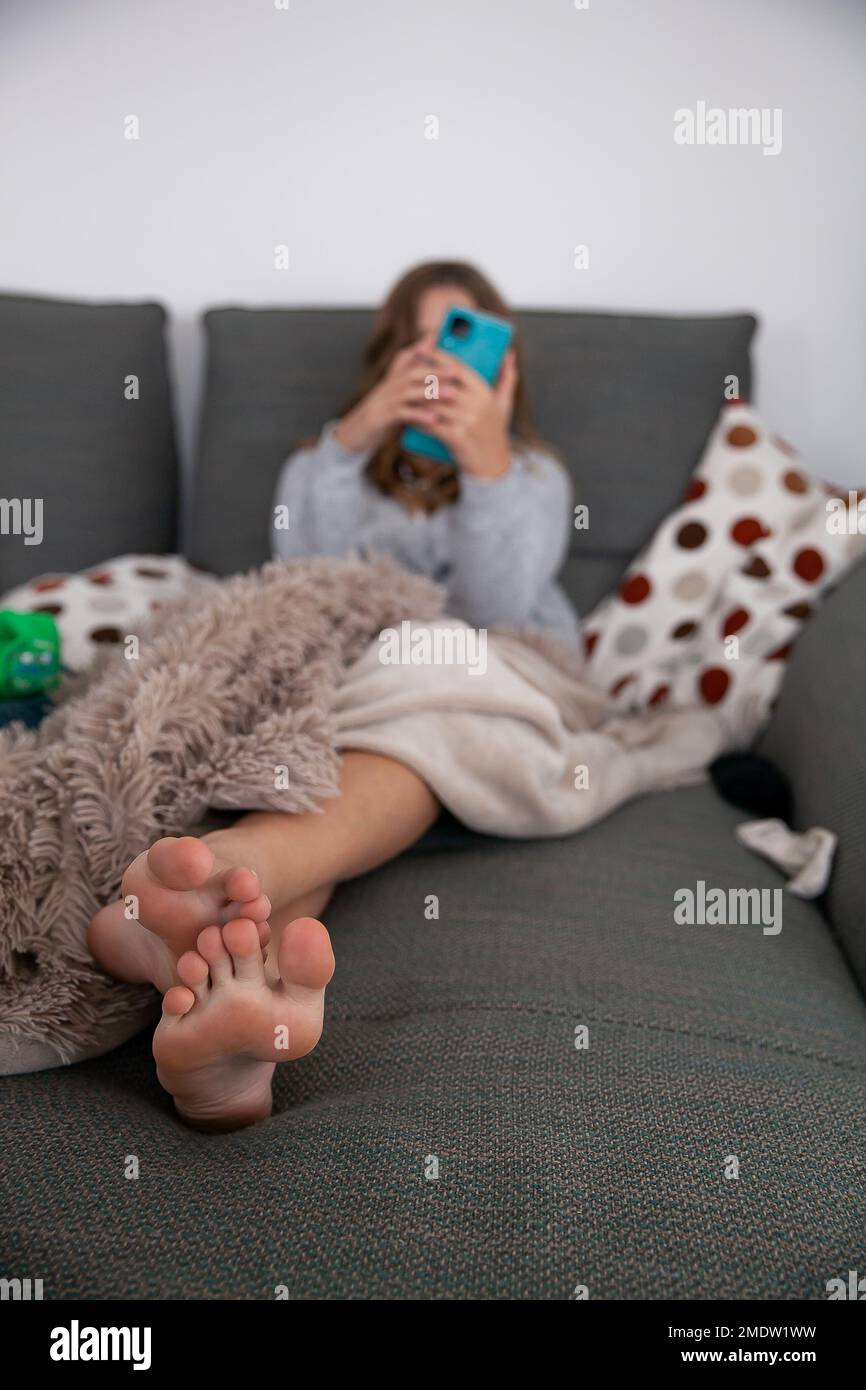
[1,785,863,1299]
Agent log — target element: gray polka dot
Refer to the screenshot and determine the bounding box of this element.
[673,571,708,601]
[88,595,128,613]
[729,465,763,495]
[615,625,649,656]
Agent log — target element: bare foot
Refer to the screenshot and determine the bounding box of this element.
[87,836,272,992]
[153,915,334,1131]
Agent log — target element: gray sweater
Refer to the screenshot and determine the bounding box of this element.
[271,422,579,642]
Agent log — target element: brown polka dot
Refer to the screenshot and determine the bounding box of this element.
[671,620,699,640]
[648,684,670,707]
[86,571,113,586]
[767,642,793,661]
[32,576,66,592]
[684,478,708,502]
[700,667,730,704]
[610,674,636,696]
[89,626,123,643]
[583,630,599,658]
[793,547,825,583]
[742,556,771,579]
[722,608,749,637]
[619,574,652,605]
[676,521,708,550]
[150,601,162,611]
[32,603,63,615]
[135,566,168,579]
[782,469,808,494]
[784,601,812,621]
[727,424,758,448]
[731,516,771,546]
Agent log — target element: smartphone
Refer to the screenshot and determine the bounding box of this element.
[400,305,514,465]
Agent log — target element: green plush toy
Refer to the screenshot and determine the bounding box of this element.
[0,610,62,699]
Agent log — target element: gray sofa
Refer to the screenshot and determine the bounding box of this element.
[1,293,864,1300]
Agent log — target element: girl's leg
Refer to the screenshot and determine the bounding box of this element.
[88,751,438,992]
[203,749,439,914]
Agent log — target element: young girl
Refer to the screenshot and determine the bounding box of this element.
[271,261,578,642]
[87,262,719,1131]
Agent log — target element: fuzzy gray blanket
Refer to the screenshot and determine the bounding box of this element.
[0,557,443,1073]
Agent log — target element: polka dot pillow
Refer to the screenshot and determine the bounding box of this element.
[0,554,214,673]
[581,403,866,717]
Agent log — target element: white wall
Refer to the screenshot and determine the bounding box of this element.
[2,0,864,483]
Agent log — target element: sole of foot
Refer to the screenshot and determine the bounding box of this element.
[153,914,335,1132]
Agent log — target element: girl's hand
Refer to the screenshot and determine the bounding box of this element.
[400,348,518,478]
[334,335,437,453]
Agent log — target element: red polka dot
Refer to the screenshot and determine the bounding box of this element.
[684,478,708,502]
[722,608,750,637]
[583,630,599,658]
[86,571,113,586]
[730,516,771,546]
[610,674,635,696]
[793,548,825,583]
[32,576,66,592]
[619,574,652,605]
[699,667,730,704]
[767,642,793,661]
[648,684,670,707]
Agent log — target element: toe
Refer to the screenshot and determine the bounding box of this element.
[220,891,271,927]
[176,950,211,1002]
[222,917,265,984]
[278,917,335,995]
[147,836,215,891]
[196,925,232,984]
[224,866,261,905]
[161,985,195,1021]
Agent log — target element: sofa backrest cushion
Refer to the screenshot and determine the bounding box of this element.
[759,557,866,987]
[0,293,178,590]
[187,307,756,614]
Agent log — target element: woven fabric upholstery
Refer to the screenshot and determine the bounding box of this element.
[0,293,178,589]
[3,784,863,1299]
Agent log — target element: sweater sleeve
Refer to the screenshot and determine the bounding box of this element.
[270,421,371,560]
[446,447,573,628]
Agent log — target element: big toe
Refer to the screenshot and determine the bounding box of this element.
[278,916,335,995]
[146,836,216,891]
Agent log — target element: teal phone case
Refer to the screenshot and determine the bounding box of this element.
[400,306,514,465]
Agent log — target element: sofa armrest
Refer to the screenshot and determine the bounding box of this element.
[758,556,866,985]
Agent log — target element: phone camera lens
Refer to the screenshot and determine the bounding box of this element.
[449,315,471,339]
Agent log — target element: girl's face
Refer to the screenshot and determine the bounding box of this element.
[414,284,476,342]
